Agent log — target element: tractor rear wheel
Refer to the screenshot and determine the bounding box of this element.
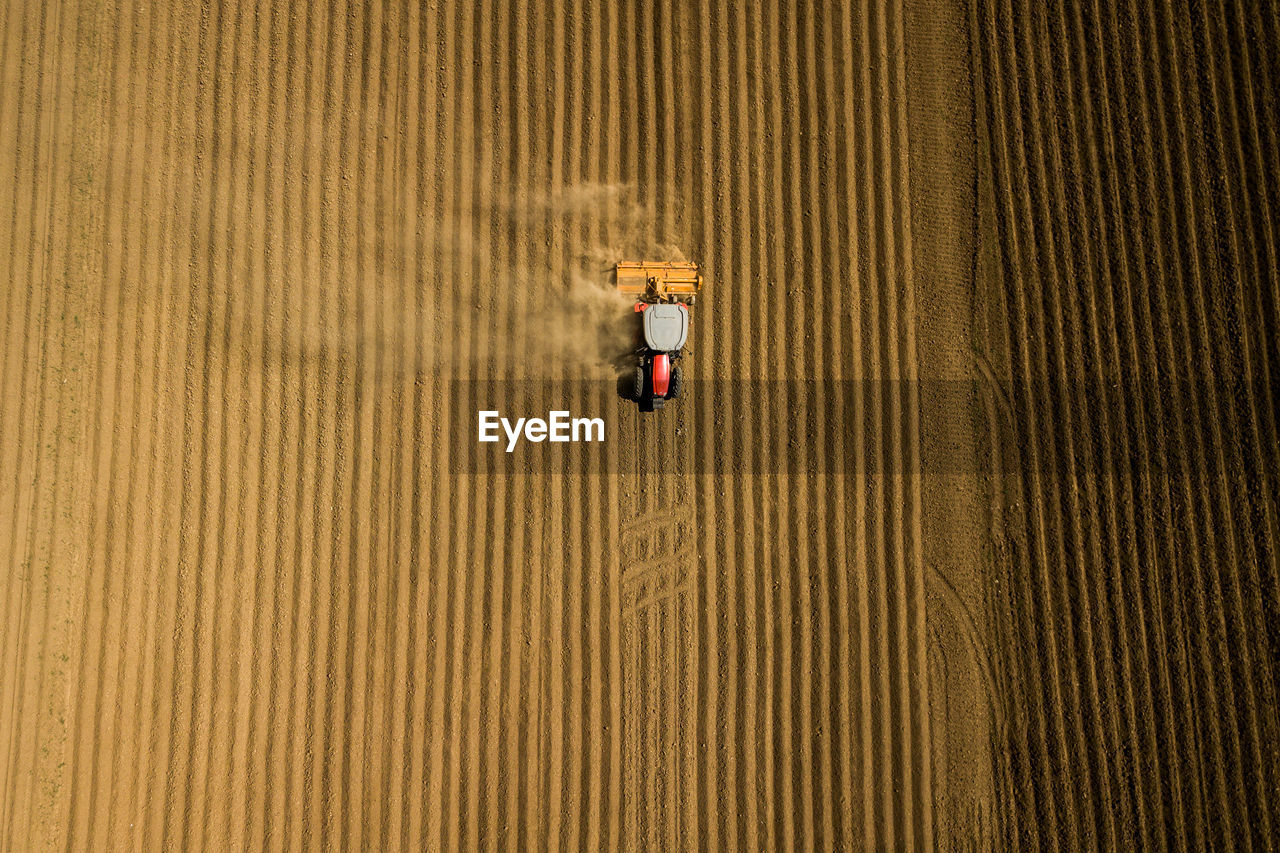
[618,366,644,400]
[666,365,683,399]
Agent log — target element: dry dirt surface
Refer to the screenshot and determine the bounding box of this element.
[0,0,1275,850]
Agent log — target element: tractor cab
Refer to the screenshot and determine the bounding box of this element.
[642,303,689,351]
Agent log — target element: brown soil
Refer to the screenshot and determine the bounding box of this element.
[970,0,1280,847]
[0,0,1274,849]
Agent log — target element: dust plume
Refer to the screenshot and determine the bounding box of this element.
[455,180,689,378]
[205,181,688,383]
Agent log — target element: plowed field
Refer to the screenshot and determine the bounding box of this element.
[1,0,1275,849]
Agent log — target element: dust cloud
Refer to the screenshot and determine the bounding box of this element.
[483,181,688,378]
[205,181,687,382]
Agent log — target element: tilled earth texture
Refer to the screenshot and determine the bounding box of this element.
[2,0,1277,849]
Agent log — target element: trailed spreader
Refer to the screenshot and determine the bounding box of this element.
[614,261,702,412]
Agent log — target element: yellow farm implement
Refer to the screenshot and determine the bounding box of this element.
[613,260,702,303]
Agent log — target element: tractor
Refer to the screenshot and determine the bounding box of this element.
[614,261,702,412]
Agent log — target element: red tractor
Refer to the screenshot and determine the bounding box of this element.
[614,261,702,412]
